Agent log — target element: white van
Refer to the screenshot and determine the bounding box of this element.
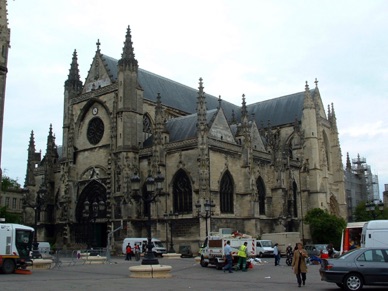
[121,238,166,256]
[37,242,51,255]
[256,240,274,257]
[361,220,388,248]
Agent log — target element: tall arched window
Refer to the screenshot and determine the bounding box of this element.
[256,176,266,215]
[323,131,331,171]
[173,169,192,213]
[293,181,298,217]
[220,171,234,213]
[143,114,153,141]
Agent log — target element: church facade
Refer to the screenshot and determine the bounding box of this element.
[23,26,346,253]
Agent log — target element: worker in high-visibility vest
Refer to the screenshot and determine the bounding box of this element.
[237,241,248,271]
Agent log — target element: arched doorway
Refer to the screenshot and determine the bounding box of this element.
[75,180,107,248]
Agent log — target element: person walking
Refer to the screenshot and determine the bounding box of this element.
[291,242,308,287]
[134,243,140,261]
[237,242,248,271]
[273,243,280,266]
[125,243,132,261]
[222,240,233,273]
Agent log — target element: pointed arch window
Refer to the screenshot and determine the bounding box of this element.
[323,131,331,171]
[293,181,298,217]
[220,171,234,213]
[173,169,192,214]
[257,176,266,215]
[143,114,153,141]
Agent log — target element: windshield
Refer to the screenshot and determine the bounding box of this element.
[261,241,272,247]
[15,229,33,259]
[154,241,164,248]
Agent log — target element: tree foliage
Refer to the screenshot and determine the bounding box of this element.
[0,206,22,223]
[354,201,388,222]
[304,208,346,249]
[1,175,21,191]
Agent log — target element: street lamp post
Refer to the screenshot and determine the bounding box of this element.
[23,185,47,259]
[131,170,164,265]
[195,199,215,238]
[164,211,179,253]
[366,200,384,219]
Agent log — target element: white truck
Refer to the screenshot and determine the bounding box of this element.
[261,232,301,256]
[199,228,256,270]
[0,223,34,274]
[121,237,166,257]
[361,220,388,248]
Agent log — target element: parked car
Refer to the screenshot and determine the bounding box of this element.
[319,247,388,291]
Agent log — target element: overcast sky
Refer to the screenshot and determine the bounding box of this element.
[2,0,387,199]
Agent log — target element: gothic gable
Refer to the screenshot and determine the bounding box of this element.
[208,108,235,143]
[83,53,114,93]
[250,121,265,151]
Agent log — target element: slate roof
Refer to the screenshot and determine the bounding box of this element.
[101,55,239,118]
[248,89,316,128]
[101,54,316,130]
[166,109,218,142]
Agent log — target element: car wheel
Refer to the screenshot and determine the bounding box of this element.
[343,273,363,291]
[258,252,263,258]
[200,256,208,267]
[336,283,344,289]
[1,259,16,274]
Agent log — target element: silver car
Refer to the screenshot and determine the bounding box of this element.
[319,247,388,291]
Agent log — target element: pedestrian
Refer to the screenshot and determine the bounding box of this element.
[237,242,248,271]
[291,242,308,287]
[273,243,280,266]
[326,242,334,258]
[125,243,132,261]
[222,240,233,273]
[134,243,140,261]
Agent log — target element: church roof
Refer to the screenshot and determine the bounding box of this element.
[248,89,316,127]
[101,54,239,118]
[101,54,316,129]
[165,109,218,142]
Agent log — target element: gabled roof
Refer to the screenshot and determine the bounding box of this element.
[247,89,316,127]
[101,54,239,117]
[100,54,318,129]
[166,109,218,142]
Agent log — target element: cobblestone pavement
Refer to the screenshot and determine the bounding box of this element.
[0,257,386,291]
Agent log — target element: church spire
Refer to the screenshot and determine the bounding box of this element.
[196,78,207,126]
[118,25,138,71]
[330,103,338,133]
[25,130,40,187]
[303,81,314,109]
[346,152,351,171]
[64,50,83,94]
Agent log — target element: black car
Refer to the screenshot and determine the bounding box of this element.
[319,247,388,291]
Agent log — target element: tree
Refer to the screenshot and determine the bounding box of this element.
[304,208,346,250]
[1,175,21,191]
[0,206,22,223]
[354,201,388,221]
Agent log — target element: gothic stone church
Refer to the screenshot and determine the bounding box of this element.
[24,26,346,253]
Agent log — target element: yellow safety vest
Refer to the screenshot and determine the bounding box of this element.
[238,245,247,258]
